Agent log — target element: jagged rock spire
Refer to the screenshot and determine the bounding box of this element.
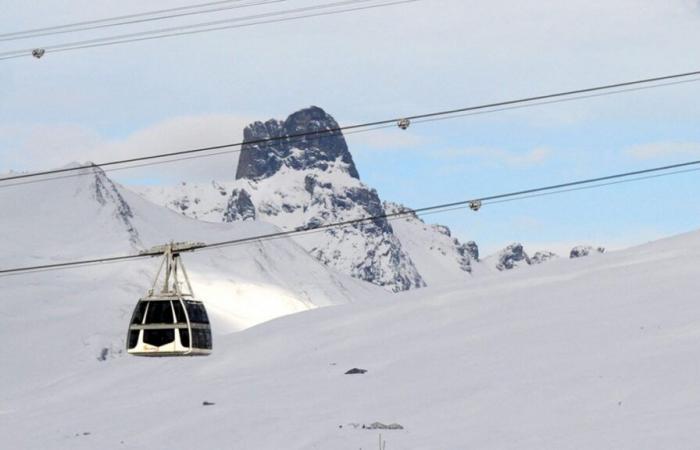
[235,106,360,180]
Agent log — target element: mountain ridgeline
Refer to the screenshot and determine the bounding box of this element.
[229,106,425,292]
[134,106,605,292]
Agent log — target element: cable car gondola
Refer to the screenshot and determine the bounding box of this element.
[127,242,212,357]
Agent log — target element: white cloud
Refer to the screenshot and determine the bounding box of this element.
[0,114,254,183]
[4,0,699,132]
[624,141,700,160]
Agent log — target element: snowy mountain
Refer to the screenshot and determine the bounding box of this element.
[135,106,481,291]
[482,241,608,271]
[0,164,386,337]
[134,107,613,289]
[382,201,479,285]
[4,183,700,448]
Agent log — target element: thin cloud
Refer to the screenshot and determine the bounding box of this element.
[624,141,700,160]
[0,114,254,183]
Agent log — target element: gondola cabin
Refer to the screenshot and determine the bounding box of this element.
[127,242,212,356]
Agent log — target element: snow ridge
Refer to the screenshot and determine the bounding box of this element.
[220,106,426,292]
[133,106,594,289]
[226,164,425,292]
[87,165,141,245]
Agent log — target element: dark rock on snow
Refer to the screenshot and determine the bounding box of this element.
[236,106,360,181]
[495,242,531,271]
[570,245,605,259]
[531,251,558,264]
[230,106,425,292]
[223,188,256,222]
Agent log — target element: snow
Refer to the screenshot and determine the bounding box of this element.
[133,180,234,222]
[3,165,700,448]
[133,178,579,290]
[0,165,385,330]
[384,202,474,285]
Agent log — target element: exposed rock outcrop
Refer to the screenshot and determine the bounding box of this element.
[570,245,605,259]
[531,251,558,264]
[87,165,140,245]
[495,243,531,271]
[235,106,359,181]
[227,107,425,292]
[223,188,256,222]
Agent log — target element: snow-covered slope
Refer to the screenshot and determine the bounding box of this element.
[135,180,235,222]
[0,164,390,421]
[3,179,700,449]
[136,107,617,290]
[134,107,481,291]
[0,165,386,333]
[383,201,479,286]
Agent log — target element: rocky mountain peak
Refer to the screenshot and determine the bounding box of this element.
[134,106,584,290]
[223,188,256,222]
[570,245,605,259]
[495,242,531,271]
[531,251,558,264]
[235,106,360,181]
[491,244,560,270]
[223,107,425,292]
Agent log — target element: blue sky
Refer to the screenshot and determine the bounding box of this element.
[1,0,699,254]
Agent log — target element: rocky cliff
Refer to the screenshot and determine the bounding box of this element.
[226,106,424,292]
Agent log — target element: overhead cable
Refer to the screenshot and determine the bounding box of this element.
[0,0,417,60]
[1,69,699,185]
[0,0,286,42]
[3,77,698,190]
[1,158,698,276]
[0,0,258,39]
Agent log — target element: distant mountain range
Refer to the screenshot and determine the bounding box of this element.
[134,106,605,291]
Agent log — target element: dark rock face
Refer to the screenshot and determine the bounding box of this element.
[225,108,426,292]
[223,188,256,222]
[225,107,495,291]
[461,240,479,262]
[451,239,478,272]
[496,242,530,271]
[531,251,557,264]
[235,106,360,181]
[89,165,140,245]
[570,245,605,259]
[309,212,426,292]
[491,244,561,270]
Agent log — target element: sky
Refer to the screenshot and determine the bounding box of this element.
[1,0,699,255]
